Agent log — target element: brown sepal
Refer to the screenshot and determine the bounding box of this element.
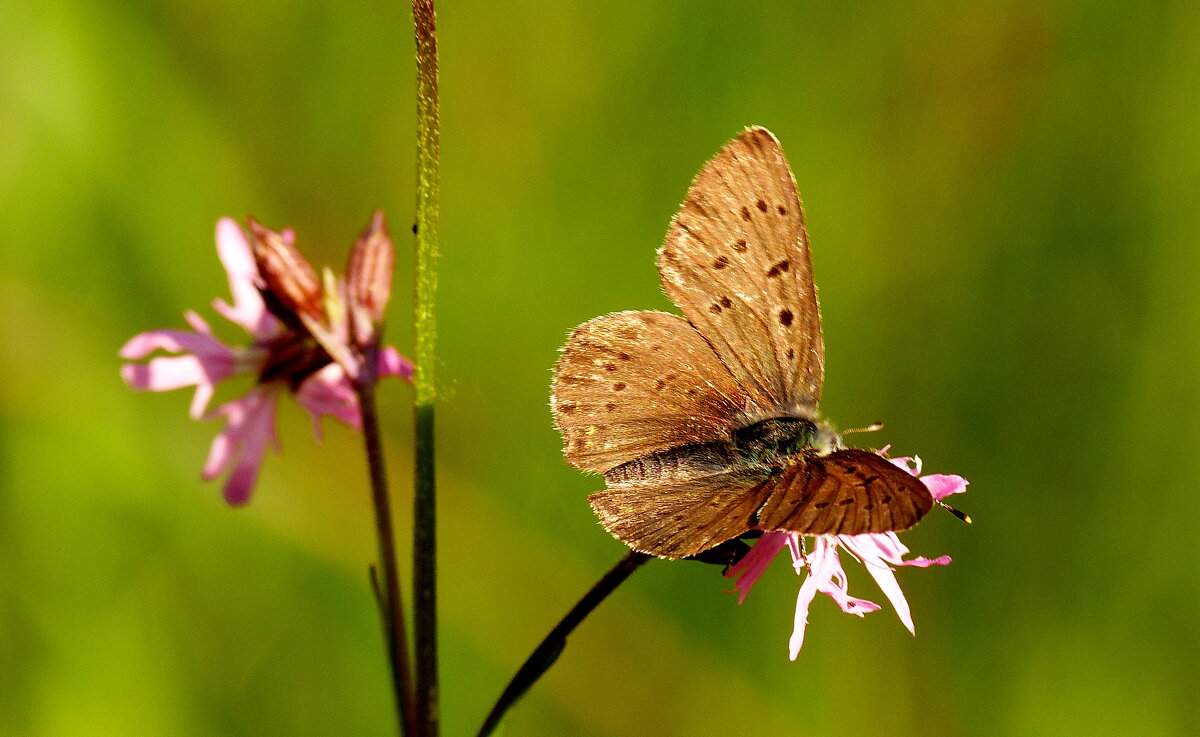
[346,210,394,345]
[247,217,325,324]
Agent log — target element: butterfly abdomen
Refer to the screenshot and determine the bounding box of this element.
[603,441,737,487]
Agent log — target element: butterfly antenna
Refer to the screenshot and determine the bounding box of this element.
[841,422,884,436]
[936,499,972,524]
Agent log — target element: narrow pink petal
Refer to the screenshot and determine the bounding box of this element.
[222,400,278,506]
[121,354,231,392]
[789,568,822,660]
[201,387,280,506]
[188,381,216,420]
[203,422,235,481]
[897,555,953,568]
[816,546,882,617]
[848,531,910,564]
[212,217,277,338]
[118,325,226,360]
[840,536,916,634]
[921,473,968,500]
[788,537,838,659]
[296,363,361,436]
[377,346,415,383]
[889,455,922,476]
[725,532,788,604]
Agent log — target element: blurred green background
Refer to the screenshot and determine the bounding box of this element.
[2,0,1198,735]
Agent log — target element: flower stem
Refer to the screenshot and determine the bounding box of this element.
[411,1,440,735]
[355,371,417,737]
[474,551,652,737]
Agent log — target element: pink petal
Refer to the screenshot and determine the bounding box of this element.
[201,387,280,506]
[840,535,916,635]
[788,566,822,659]
[296,363,361,437]
[121,354,219,392]
[725,532,789,604]
[818,563,882,618]
[212,217,278,339]
[295,346,414,437]
[119,318,241,418]
[378,346,415,383]
[897,555,953,568]
[921,473,968,500]
[118,319,226,361]
[788,537,839,659]
[889,455,922,476]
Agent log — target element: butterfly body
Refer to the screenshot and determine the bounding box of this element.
[553,127,933,559]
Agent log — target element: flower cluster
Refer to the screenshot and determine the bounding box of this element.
[120,215,412,505]
[727,455,968,659]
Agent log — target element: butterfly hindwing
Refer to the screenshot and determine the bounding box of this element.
[589,468,773,558]
[756,449,934,536]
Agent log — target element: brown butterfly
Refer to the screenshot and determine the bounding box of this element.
[551,127,936,559]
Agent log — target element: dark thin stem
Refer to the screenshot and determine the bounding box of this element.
[356,374,416,737]
[411,1,440,735]
[412,402,436,736]
[475,551,652,737]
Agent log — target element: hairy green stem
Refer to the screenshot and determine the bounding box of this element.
[475,551,652,737]
[411,1,440,735]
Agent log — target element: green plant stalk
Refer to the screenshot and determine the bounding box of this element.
[411,1,440,735]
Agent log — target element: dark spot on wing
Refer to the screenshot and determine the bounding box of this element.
[740,206,752,221]
[778,308,794,326]
[654,379,666,391]
[756,199,768,212]
[720,296,733,309]
[605,403,617,411]
[732,239,748,252]
[604,363,617,371]
[777,205,788,215]
[613,383,626,391]
[712,255,730,270]
[766,260,790,278]
[560,403,577,414]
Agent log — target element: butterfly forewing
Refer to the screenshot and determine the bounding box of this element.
[589,468,773,558]
[756,450,934,536]
[553,310,752,473]
[657,126,824,414]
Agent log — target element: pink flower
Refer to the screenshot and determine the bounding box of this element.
[726,454,968,659]
[120,217,412,505]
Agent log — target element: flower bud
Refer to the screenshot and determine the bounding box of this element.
[346,210,395,346]
[247,217,325,324]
